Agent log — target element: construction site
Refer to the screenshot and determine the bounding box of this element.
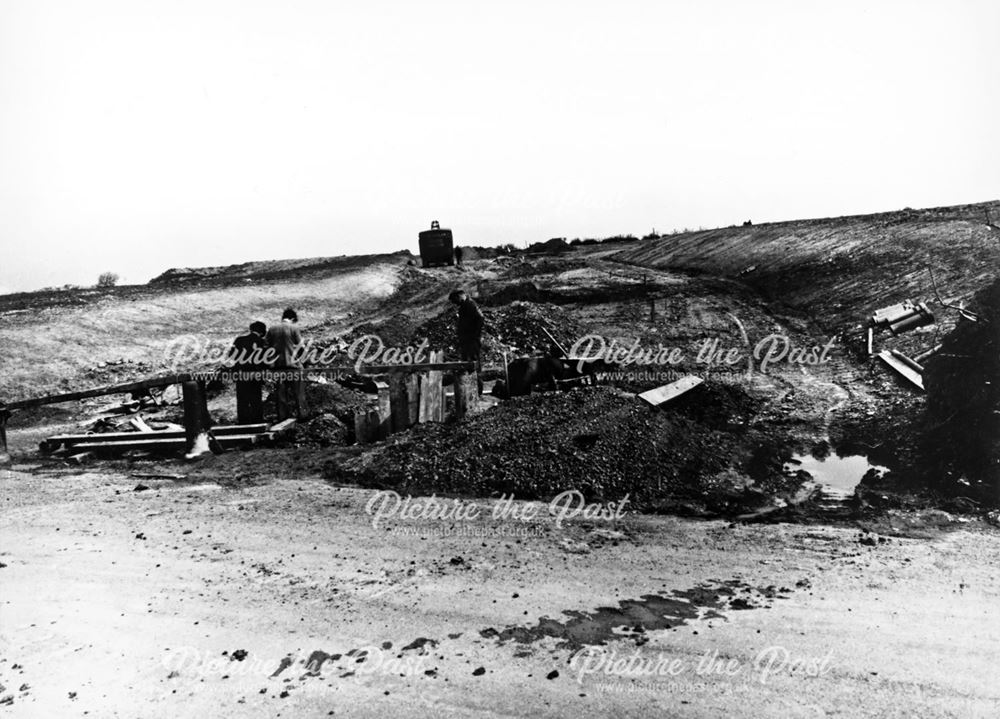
[2,201,999,717]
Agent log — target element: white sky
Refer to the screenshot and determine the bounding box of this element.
[1,0,997,293]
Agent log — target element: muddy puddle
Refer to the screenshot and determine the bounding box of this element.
[787,448,888,501]
[480,580,787,648]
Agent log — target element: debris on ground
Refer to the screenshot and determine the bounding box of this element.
[412,301,584,362]
[328,384,798,514]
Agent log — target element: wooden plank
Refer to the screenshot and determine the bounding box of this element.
[418,351,445,423]
[182,381,211,458]
[889,349,925,373]
[268,418,297,435]
[43,424,267,447]
[406,373,420,426]
[71,437,186,451]
[5,373,200,411]
[4,362,478,413]
[540,327,569,357]
[636,375,704,407]
[913,343,943,364]
[389,373,414,433]
[129,415,154,432]
[66,434,265,452]
[453,370,478,419]
[375,381,391,439]
[877,351,924,391]
[362,361,475,374]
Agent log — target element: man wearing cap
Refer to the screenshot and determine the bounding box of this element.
[449,289,484,394]
[228,321,268,424]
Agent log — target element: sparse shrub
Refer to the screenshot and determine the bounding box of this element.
[97,272,119,288]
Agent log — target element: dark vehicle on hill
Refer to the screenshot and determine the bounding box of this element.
[418,221,455,267]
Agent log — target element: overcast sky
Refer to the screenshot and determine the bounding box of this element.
[1,0,997,293]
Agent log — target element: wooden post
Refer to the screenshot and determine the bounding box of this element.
[866,326,874,357]
[453,371,479,419]
[0,407,10,464]
[389,372,417,433]
[375,381,391,440]
[406,373,420,426]
[418,351,445,423]
[182,381,211,458]
[353,408,381,444]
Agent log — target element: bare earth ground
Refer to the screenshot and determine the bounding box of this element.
[2,203,1000,716]
[2,468,999,718]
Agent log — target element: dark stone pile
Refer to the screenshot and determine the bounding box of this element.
[329,384,794,514]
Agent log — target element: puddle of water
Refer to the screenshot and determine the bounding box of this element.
[480,580,782,648]
[786,453,888,499]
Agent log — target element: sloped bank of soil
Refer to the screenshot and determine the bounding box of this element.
[829,278,1000,510]
[324,384,803,515]
[921,278,1000,505]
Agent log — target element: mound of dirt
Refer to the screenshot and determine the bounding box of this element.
[295,413,350,447]
[262,380,375,428]
[411,301,585,363]
[304,381,375,419]
[329,384,795,514]
[922,278,1000,503]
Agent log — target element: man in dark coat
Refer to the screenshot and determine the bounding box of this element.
[449,289,484,394]
[228,321,268,424]
[266,308,307,421]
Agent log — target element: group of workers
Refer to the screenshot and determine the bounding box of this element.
[227,307,306,424]
[226,289,486,425]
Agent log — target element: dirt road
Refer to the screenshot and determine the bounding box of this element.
[3,467,998,717]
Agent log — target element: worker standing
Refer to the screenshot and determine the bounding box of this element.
[228,321,268,424]
[266,308,307,421]
[449,289,484,394]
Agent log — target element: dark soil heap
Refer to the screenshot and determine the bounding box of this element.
[922,278,1000,504]
[329,384,798,514]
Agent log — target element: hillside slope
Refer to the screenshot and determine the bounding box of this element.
[0,255,410,403]
[612,201,1000,342]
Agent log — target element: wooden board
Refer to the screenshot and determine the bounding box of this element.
[453,371,478,419]
[41,424,268,451]
[418,351,445,423]
[61,433,266,452]
[375,381,391,439]
[267,418,297,435]
[389,373,418,433]
[636,375,704,407]
[877,351,924,391]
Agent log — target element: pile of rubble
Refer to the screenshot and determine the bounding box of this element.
[262,380,374,446]
[922,278,1000,503]
[332,384,796,514]
[411,301,585,363]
